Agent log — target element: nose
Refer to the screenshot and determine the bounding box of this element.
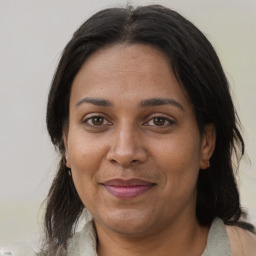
[106,125,147,167]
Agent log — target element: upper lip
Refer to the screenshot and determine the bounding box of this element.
[102,178,155,186]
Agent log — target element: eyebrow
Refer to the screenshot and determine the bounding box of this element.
[76,97,113,107]
[140,98,184,111]
[76,97,184,111]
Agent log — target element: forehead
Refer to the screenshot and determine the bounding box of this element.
[83,43,170,70]
[70,43,190,108]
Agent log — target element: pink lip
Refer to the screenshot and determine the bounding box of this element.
[102,179,155,199]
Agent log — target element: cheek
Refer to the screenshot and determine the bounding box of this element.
[67,132,108,200]
[68,130,106,171]
[152,130,201,195]
[153,130,201,169]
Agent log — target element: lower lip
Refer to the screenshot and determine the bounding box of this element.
[104,184,154,198]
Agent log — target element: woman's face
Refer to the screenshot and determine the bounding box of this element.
[65,44,215,236]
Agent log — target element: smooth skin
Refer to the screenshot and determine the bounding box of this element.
[64,44,216,256]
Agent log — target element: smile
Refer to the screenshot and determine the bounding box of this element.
[102,179,155,199]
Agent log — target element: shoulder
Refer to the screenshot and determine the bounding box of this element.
[226,224,256,256]
[67,220,97,256]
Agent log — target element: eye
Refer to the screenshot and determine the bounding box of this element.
[84,115,111,127]
[145,116,175,127]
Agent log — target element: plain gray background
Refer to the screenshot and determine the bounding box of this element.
[0,0,255,246]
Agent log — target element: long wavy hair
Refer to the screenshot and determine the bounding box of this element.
[44,4,254,255]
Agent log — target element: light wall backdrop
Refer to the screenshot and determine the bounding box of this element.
[0,0,255,246]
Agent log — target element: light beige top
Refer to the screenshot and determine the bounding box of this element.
[1,218,255,256]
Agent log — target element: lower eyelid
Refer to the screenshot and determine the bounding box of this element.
[82,114,175,127]
[83,115,114,127]
[145,117,175,126]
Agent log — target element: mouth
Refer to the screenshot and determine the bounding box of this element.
[101,178,156,199]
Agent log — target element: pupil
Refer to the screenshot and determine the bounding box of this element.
[154,117,165,126]
[92,117,103,125]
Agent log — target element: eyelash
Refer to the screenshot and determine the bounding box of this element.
[82,114,175,128]
[83,115,112,127]
[144,116,175,127]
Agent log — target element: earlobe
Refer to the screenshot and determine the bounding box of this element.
[65,153,71,169]
[200,124,216,170]
[63,133,71,168]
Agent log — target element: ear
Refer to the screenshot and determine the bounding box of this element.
[63,131,71,168]
[200,124,216,170]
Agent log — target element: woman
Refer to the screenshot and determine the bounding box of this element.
[1,4,255,256]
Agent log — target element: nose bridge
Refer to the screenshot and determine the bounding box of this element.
[107,121,146,166]
[117,123,136,151]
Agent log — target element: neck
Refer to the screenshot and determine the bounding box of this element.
[95,216,209,256]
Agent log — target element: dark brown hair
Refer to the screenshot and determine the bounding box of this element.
[44,4,254,254]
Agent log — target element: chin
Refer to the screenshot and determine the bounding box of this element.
[96,208,158,235]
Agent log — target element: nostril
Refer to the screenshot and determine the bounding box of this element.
[106,143,147,167]
[108,157,142,167]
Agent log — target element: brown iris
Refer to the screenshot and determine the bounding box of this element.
[91,116,104,125]
[153,117,166,126]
